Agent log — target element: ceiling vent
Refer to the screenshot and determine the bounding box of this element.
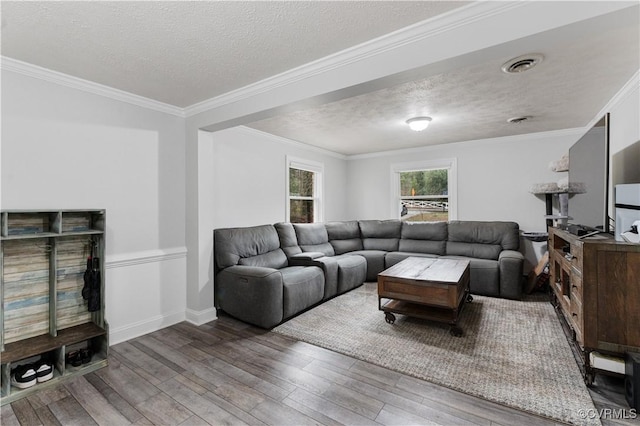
[507,116,532,124]
[501,54,544,74]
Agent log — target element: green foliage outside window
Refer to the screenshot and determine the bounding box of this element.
[290,200,314,223]
[289,168,314,197]
[290,168,315,223]
[400,169,448,196]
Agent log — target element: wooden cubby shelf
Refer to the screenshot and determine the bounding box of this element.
[1,210,108,405]
[1,323,107,364]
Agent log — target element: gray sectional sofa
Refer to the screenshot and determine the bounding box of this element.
[214,220,524,328]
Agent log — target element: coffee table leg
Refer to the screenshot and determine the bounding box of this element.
[385,312,396,324]
[450,326,463,337]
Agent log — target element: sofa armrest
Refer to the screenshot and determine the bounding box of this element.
[291,252,325,260]
[216,265,284,328]
[498,250,524,300]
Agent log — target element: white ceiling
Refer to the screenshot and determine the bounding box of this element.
[2,1,639,156]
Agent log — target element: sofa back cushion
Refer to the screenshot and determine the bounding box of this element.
[446,221,520,260]
[359,220,401,251]
[326,221,363,254]
[293,223,336,256]
[214,224,288,269]
[399,221,447,255]
[274,222,303,258]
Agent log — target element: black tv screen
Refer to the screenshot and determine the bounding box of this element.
[568,114,610,233]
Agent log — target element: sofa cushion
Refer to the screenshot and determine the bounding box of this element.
[216,266,283,329]
[385,251,439,268]
[274,222,303,258]
[293,223,336,257]
[214,224,287,269]
[399,221,447,255]
[326,221,363,254]
[334,254,367,293]
[446,242,501,260]
[349,250,387,281]
[281,266,325,319]
[359,220,401,251]
[238,250,288,269]
[446,221,519,260]
[441,255,499,296]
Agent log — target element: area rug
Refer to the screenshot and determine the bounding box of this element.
[273,283,599,425]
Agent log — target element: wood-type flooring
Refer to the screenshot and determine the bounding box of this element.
[1,315,636,426]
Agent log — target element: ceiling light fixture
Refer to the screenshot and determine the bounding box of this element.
[501,53,544,74]
[406,116,432,131]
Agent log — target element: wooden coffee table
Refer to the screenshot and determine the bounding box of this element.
[377,257,471,336]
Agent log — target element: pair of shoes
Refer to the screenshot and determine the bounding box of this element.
[11,364,36,389]
[11,358,54,389]
[66,348,93,367]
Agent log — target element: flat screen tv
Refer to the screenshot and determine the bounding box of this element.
[568,113,611,233]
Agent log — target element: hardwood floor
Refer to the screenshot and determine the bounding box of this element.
[1,314,636,426]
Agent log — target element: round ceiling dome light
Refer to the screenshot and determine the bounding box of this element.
[501,53,544,74]
[507,116,532,124]
[406,116,432,131]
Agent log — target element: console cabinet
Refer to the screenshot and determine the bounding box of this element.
[0,210,108,405]
[548,226,640,384]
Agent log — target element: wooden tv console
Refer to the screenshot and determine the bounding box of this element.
[548,226,640,385]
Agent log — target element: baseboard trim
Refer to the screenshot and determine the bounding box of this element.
[109,310,186,345]
[185,307,217,326]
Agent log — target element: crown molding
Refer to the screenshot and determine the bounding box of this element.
[234,126,347,160]
[183,1,520,118]
[588,69,640,129]
[1,56,185,118]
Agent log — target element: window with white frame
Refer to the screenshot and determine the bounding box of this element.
[391,159,457,222]
[287,156,323,223]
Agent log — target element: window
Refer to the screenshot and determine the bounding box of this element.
[287,157,323,223]
[391,159,457,222]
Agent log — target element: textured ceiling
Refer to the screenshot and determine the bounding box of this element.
[0,1,468,107]
[248,6,640,155]
[1,2,638,156]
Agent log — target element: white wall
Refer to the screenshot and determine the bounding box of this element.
[179,127,349,324]
[211,127,348,228]
[347,131,579,231]
[346,130,581,272]
[1,70,187,344]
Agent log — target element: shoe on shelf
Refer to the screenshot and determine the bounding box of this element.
[11,364,37,389]
[66,348,92,367]
[32,358,54,383]
[66,350,82,367]
[80,348,93,364]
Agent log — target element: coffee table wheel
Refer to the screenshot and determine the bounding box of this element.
[466,294,473,303]
[584,371,595,387]
[384,312,396,324]
[450,326,463,337]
